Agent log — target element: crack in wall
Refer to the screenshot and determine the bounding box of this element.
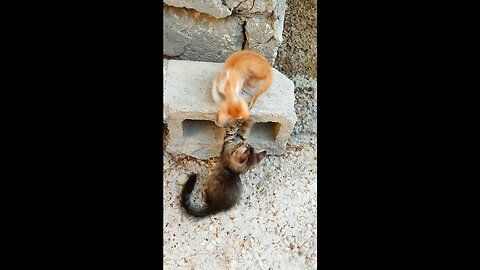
[178,44,189,57]
[230,0,247,15]
[234,1,244,12]
[233,11,271,17]
[241,20,248,49]
[265,35,275,44]
[221,0,231,12]
[165,2,271,20]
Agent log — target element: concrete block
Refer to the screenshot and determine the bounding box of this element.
[164,59,296,160]
[163,59,168,123]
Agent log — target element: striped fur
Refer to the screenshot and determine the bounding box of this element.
[180,120,266,217]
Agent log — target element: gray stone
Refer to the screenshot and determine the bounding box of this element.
[163,0,288,64]
[225,0,277,14]
[163,0,232,19]
[245,17,280,63]
[243,0,286,64]
[164,59,296,160]
[273,0,286,43]
[224,0,254,13]
[164,0,279,16]
[163,5,244,63]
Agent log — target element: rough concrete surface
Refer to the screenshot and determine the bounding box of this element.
[163,0,287,64]
[164,0,232,19]
[164,59,296,159]
[245,17,281,62]
[163,0,317,268]
[225,0,278,14]
[164,0,280,17]
[163,0,281,19]
[163,5,244,62]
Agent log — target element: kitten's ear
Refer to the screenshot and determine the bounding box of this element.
[256,151,267,162]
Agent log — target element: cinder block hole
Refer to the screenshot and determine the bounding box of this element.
[250,122,281,142]
[182,120,225,141]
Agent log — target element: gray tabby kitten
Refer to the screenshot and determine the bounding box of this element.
[181,120,266,217]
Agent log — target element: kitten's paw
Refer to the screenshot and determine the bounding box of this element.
[216,119,234,128]
[214,119,226,128]
[215,121,230,128]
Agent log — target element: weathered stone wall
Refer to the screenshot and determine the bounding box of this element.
[163,0,287,64]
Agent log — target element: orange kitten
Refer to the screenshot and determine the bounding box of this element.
[211,50,273,126]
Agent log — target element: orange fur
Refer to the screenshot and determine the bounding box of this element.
[212,50,273,125]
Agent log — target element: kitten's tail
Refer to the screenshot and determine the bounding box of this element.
[257,69,273,95]
[181,174,212,217]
